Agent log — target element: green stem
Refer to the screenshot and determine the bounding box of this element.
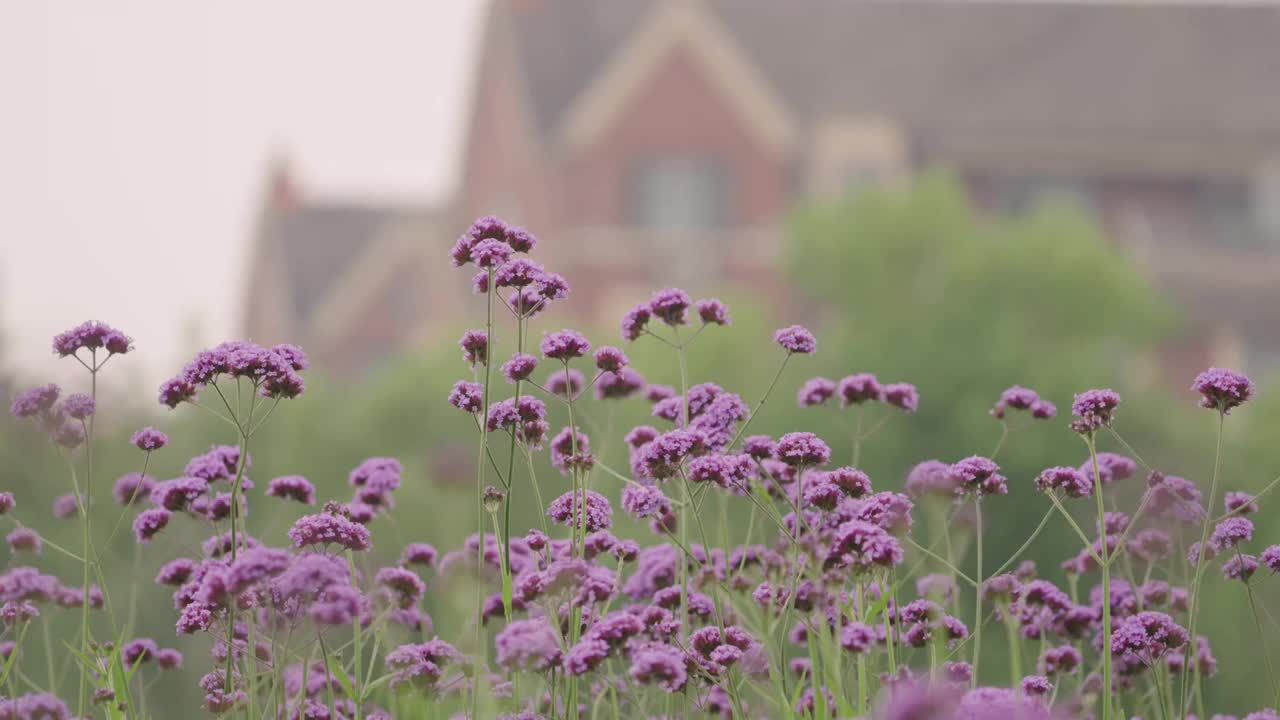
[972,498,983,686]
[470,268,496,720]
[1088,433,1112,720]
[727,353,791,450]
[1180,413,1223,720]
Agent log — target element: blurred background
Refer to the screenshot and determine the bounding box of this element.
[2,0,1280,713]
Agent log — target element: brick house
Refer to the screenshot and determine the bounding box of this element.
[245,0,1280,376]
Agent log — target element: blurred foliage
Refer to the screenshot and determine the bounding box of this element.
[1,173,1279,712]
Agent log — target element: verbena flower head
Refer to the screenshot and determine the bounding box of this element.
[131,427,168,451]
[1111,611,1189,664]
[6,528,41,554]
[905,460,959,498]
[883,383,920,412]
[1080,452,1137,485]
[950,456,1007,497]
[1257,544,1280,574]
[798,377,836,407]
[1070,388,1120,432]
[1224,553,1259,582]
[158,341,306,408]
[540,329,590,360]
[648,288,691,326]
[450,215,535,267]
[51,494,78,519]
[448,381,484,413]
[267,475,316,505]
[459,329,488,366]
[63,393,95,420]
[595,368,646,400]
[839,374,882,405]
[825,520,903,572]
[775,432,831,467]
[0,494,15,515]
[1211,516,1254,551]
[593,345,628,372]
[133,508,171,544]
[1225,491,1260,515]
[52,320,132,358]
[1034,466,1091,499]
[9,384,60,419]
[695,298,730,326]
[621,304,652,341]
[288,508,372,552]
[547,490,612,533]
[774,325,816,354]
[1192,367,1254,413]
[545,368,585,399]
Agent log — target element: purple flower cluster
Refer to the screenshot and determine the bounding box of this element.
[158,340,307,408]
[1191,366,1254,413]
[52,320,132,358]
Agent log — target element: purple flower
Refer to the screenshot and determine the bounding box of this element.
[825,520,903,572]
[52,320,132,357]
[1263,545,1280,573]
[112,473,155,506]
[0,494,14,515]
[494,258,542,288]
[495,618,561,672]
[9,384,60,419]
[629,642,688,692]
[132,509,170,544]
[545,368,585,399]
[1211,516,1254,551]
[288,511,372,552]
[6,529,40,554]
[547,490,612,533]
[1225,491,1260,515]
[0,600,39,625]
[648,288,692,326]
[400,543,438,567]
[775,432,831,467]
[1079,452,1136,486]
[150,477,207,511]
[471,238,513,268]
[1031,399,1057,419]
[1192,367,1254,413]
[1224,554,1259,582]
[595,368,646,400]
[1039,645,1082,676]
[1071,388,1121,432]
[1034,466,1092,499]
[376,566,426,608]
[63,393,95,420]
[797,377,836,407]
[131,427,168,451]
[448,381,484,413]
[502,353,538,383]
[743,435,775,460]
[267,476,316,505]
[1111,611,1189,664]
[695,298,730,326]
[593,346,628,372]
[993,386,1039,418]
[159,341,306,407]
[950,456,1008,496]
[621,304,652,341]
[838,374,881,405]
[883,383,920,412]
[905,460,959,497]
[51,494,79,519]
[840,622,876,653]
[774,325,816,354]
[621,484,671,520]
[540,329,590,360]
[459,329,488,366]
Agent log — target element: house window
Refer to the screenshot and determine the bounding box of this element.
[1195,179,1273,252]
[983,175,1097,216]
[627,155,731,232]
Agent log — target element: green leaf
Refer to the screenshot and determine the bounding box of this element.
[326,657,356,700]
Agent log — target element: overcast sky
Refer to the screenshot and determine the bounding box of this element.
[0,1,484,388]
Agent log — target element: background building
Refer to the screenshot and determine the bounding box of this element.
[246,0,1280,376]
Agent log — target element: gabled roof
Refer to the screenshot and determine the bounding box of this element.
[502,0,1280,143]
[266,204,434,327]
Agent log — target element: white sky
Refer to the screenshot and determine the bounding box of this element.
[0,1,484,388]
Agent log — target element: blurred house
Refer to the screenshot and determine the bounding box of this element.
[246,0,1280,376]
